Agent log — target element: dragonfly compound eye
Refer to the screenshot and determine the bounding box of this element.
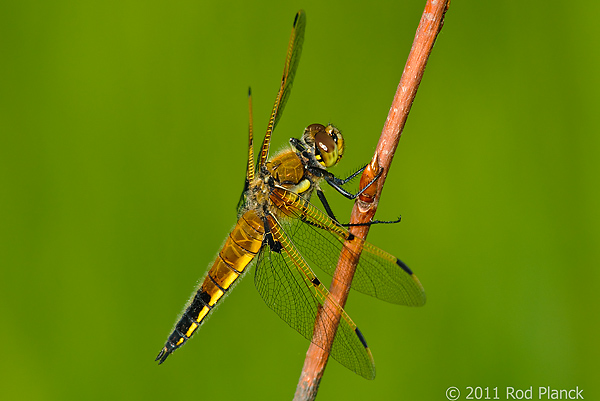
[303,123,340,167]
[317,124,344,167]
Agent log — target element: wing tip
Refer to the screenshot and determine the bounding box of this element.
[411,273,427,307]
[294,10,306,27]
[395,258,427,306]
[354,327,376,380]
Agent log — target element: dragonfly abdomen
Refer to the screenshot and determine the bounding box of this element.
[156,210,265,364]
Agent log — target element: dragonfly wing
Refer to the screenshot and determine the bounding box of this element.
[259,10,306,167]
[271,187,426,306]
[273,10,305,131]
[254,214,376,379]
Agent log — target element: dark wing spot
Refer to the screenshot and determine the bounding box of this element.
[396,258,414,275]
[355,327,369,349]
[311,277,321,286]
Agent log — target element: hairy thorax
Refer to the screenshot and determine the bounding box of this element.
[242,149,321,222]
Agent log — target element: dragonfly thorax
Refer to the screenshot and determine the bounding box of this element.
[240,124,344,220]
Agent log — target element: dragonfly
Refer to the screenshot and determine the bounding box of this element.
[155,10,426,380]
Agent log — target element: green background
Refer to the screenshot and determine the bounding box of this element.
[1,0,597,400]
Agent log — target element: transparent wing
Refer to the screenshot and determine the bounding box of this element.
[271,187,426,306]
[254,214,376,379]
[258,10,306,167]
[272,10,305,131]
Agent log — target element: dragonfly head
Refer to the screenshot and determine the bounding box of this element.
[299,123,345,169]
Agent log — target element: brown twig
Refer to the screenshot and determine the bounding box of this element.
[293,1,450,399]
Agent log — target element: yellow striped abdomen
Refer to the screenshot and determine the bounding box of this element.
[156,210,264,363]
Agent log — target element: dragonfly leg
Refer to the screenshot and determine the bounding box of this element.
[316,189,339,222]
[316,188,400,227]
[342,216,402,227]
[314,170,402,227]
[313,166,382,200]
[332,164,367,185]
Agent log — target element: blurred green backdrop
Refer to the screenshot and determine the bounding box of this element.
[1,0,598,400]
